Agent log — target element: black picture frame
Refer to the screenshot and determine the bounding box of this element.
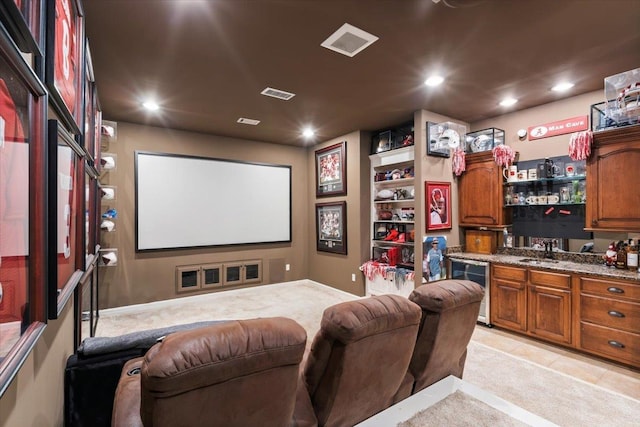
[47,119,85,319]
[426,121,451,158]
[315,141,346,197]
[0,0,44,55]
[45,0,84,135]
[0,20,48,397]
[316,201,347,255]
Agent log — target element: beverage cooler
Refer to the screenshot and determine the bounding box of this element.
[447,258,491,326]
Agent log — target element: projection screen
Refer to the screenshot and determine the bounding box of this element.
[135,151,292,251]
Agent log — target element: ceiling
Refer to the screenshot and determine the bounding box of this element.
[82,0,640,147]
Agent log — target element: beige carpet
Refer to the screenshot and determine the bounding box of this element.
[94,280,640,426]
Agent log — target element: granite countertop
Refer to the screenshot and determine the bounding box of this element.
[447,252,640,282]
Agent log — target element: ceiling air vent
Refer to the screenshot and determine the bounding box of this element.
[261,87,296,101]
[321,23,378,57]
[237,117,260,125]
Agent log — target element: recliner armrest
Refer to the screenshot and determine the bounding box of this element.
[112,358,144,427]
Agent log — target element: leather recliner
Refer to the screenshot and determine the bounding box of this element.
[111,317,307,427]
[398,279,485,397]
[293,294,422,427]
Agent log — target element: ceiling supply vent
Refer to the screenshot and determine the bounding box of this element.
[321,23,378,57]
[260,87,296,101]
[237,117,261,125]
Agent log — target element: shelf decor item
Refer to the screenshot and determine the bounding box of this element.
[316,201,347,255]
[45,0,84,135]
[464,128,504,154]
[427,121,467,158]
[315,141,346,197]
[425,181,452,231]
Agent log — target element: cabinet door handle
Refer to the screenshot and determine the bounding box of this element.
[608,340,625,349]
[607,287,624,294]
[608,310,625,318]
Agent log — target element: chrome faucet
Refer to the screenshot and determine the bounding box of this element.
[543,240,554,259]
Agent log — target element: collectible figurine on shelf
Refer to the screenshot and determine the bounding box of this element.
[603,242,617,267]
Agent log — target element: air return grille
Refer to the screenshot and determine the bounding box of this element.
[321,23,378,57]
[261,87,296,100]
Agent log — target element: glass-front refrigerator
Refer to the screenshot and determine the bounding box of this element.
[448,258,491,326]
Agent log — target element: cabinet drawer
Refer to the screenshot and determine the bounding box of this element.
[493,264,526,282]
[580,322,640,367]
[529,270,571,290]
[579,277,640,302]
[580,294,640,333]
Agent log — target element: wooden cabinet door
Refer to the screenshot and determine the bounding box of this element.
[459,152,509,227]
[586,125,640,231]
[491,277,527,332]
[528,285,572,344]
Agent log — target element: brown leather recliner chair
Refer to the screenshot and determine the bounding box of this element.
[399,279,484,397]
[293,294,422,427]
[111,317,307,427]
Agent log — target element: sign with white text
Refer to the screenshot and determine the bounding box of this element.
[528,115,589,140]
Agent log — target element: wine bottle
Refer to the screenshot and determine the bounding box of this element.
[615,241,627,269]
[627,239,638,271]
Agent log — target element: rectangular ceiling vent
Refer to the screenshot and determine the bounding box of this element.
[261,87,296,101]
[321,23,378,57]
[237,117,260,125]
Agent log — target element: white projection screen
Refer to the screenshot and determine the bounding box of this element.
[135,151,292,251]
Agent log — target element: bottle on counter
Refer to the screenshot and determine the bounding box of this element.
[627,239,638,271]
[615,240,627,269]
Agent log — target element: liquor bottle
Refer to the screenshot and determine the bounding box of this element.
[615,241,627,269]
[627,239,638,271]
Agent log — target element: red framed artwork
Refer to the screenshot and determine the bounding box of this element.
[45,0,84,134]
[0,0,44,55]
[0,20,48,397]
[425,181,452,231]
[315,141,346,197]
[48,119,85,319]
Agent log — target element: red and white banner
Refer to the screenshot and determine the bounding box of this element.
[528,115,589,140]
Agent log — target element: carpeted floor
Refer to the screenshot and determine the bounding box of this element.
[92,280,640,426]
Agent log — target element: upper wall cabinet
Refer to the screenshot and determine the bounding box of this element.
[586,125,640,232]
[458,152,511,228]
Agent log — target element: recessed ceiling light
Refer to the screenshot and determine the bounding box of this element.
[142,100,160,111]
[302,127,315,138]
[425,75,444,87]
[499,98,518,107]
[551,82,575,92]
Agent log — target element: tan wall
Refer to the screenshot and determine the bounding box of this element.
[0,303,74,427]
[98,122,310,308]
[306,131,369,295]
[472,91,601,161]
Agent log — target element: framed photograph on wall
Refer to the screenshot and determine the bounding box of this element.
[0,0,44,54]
[45,0,84,135]
[426,181,452,231]
[316,201,347,255]
[48,119,85,319]
[315,141,346,197]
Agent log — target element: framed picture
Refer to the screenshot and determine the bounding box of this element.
[315,141,346,197]
[426,122,452,158]
[45,0,84,135]
[426,181,452,231]
[48,119,85,319]
[316,201,347,255]
[423,236,448,282]
[0,0,44,55]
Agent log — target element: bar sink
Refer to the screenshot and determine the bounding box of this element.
[519,258,559,264]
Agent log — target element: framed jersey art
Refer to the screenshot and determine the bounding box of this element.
[45,0,84,134]
[0,0,45,55]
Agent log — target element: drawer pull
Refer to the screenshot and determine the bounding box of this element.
[608,310,625,318]
[607,287,624,294]
[608,340,625,349]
